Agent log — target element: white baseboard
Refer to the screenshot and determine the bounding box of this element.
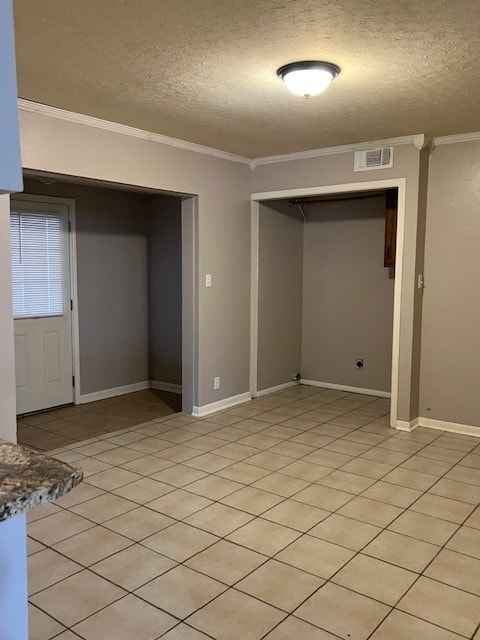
[150,380,182,395]
[396,416,480,437]
[418,417,480,438]
[192,392,251,417]
[256,381,298,397]
[396,418,420,432]
[80,380,151,404]
[300,379,391,399]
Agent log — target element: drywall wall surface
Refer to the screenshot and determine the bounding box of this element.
[0,513,28,640]
[252,144,422,422]
[19,109,251,407]
[419,141,480,427]
[0,195,17,442]
[148,194,182,386]
[257,201,303,391]
[409,147,429,418]
[23,179,150,395]
[301,196,394,391]
[0,1,22,194]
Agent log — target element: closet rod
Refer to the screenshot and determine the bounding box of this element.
[289,192,386,206]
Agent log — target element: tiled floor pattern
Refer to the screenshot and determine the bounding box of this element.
[17,389,182,451]
[26,386,480,640]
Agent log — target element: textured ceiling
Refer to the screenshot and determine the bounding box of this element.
[13,0,480,157]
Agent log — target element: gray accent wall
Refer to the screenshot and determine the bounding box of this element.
[301,196,395,392]
[22,179,183,396]
[23,179,150,394]
[252,144,425,422]
[257,201,303,391]
[420,142,480,427]
[148,195,182,386]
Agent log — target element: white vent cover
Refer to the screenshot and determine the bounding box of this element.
[354,147,393,171]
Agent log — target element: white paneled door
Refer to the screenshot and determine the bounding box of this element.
[11,200,74,415]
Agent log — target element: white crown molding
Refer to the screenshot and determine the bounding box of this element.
[18,98,480,168]
[251,135,420,168]
[17,98,252,166]
[434,131,480,146]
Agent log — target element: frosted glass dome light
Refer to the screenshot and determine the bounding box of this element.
[277,61,340,98]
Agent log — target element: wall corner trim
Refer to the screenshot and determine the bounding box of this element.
[79,380,151,404]
[17,98,252,166]
[150,380,182,395]
[256,381,298,397]
[413,134,434,153]
[396,418,420,432]
[300,379,391,398]
[192,392,251,417]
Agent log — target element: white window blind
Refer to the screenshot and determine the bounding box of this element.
[10,211,64,318]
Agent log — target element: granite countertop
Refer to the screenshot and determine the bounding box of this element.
[0,440,83,522]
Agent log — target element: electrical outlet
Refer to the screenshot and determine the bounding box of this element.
[355,358,365,371]
[205,274,212,287]
[214,376,220,390]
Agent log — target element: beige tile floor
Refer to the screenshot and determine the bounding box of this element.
[17,389,182,451]
[26,386,480,640]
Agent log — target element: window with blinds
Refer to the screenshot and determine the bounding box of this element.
[10,211,64,318]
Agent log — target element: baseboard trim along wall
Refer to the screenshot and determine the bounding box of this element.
[396,417,480,437]
[79,380,151,404]
[192,392,251,417]
[300,379,391,399]
[256,381,298,397]
[396,418,420,432]
[150,380,182,395]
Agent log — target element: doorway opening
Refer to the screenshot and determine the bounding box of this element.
[251,179,406,428]
[12,173,197,450]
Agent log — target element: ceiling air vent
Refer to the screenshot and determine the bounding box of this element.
[354,147,393,171]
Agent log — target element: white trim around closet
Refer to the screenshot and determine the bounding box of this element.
[250,178,407,429]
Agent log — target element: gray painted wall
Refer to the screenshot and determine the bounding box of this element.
[420,141,480,427]
[257,201,303,391]
[148,195,182,386]
[23,179,154,395]
[253,145,424,422]
[22,180,184,396]
[20,109,251,408]
[301,196,395,391]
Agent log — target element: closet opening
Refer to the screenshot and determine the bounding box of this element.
[251,180,405,428]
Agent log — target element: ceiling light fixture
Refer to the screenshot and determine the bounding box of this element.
[277,61,340,98]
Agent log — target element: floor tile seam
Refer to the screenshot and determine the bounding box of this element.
[427,486,480,507]
[383,443,480,530]
[48,520,139,560]
[173,583,290,634]
[369,457,480,625]
[30,580,131,634]
[28,499,140,544]
[28,601,70,636]
[257,612,346,640]
[28,526,138,576]
[470,621,480,640]
[157,620,217,640]
[365,607,470,640]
